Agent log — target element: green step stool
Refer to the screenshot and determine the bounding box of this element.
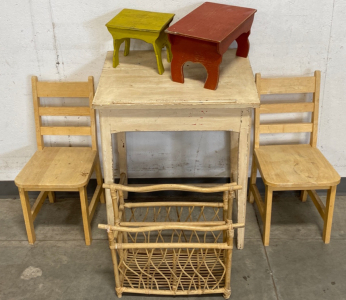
[106,9,175,75]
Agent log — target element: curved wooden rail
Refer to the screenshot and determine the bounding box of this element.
[103,182,242,193]
[98,222,244,232]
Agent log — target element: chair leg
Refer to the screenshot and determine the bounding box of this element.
[18,188,36,244]
[248,155,257,203]
[95,159,105,203]
[323,185,337,244]
[300,190,308,202]
[48,191,55,203]
[263,185,273,246]
[79,186,92,245]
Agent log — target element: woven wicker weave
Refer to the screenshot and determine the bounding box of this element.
[99,182,243,298]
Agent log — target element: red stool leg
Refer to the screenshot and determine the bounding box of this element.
[236,31,251,58]
[203,54,222,90]
[170,56,186,83]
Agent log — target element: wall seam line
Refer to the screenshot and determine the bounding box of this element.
[320,0,336,148]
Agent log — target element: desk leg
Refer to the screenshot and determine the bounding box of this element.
[230,132,239,184]
[117,132,128,199]
[234,110,251,249]
[100,111,115,225]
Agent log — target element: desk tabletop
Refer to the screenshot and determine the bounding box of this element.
[166,2,256,43]
[106,9,174,33]
[93,50,259,109]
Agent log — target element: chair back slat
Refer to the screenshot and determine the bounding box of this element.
[32,76,98,150]
[254,71,321,149]
[260,102,314,114]
[40,126,92,136]
[36,82,90,98]
[259,123,313,134]
[259,76,316,94]
[38,107,91,116]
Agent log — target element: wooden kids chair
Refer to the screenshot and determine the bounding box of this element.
[15,76,105,245]
[248,71,340,246]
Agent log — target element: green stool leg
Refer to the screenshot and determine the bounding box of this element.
[113,39,122,68]
[165,40,172,63]
[153,31,172,74]
[113,38,130,68]
[159,31,172,62]
[124,38,130,56]
[153,40,164,75]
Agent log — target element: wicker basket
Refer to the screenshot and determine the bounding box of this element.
[99,182,243,299]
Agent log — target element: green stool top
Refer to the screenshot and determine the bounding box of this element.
[106,9,175,75]
[106,9,174,32]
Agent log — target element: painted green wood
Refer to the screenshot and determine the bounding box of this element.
[106,9,175,75]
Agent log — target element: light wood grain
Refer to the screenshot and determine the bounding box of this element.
[236,108,251,249]
[103,182,241,193]
[89,185,102,220]
[263,186,273,246]
[120,288,226,296]
[99,110,115,225]
[250,184,264,219]
[15,147,97,189]
[32,76,44,150]
[117,133,127,199]
[108,108,242,133]
[38,107,91,116]
[260,76,315,94]
[40,126,91,136]
[31,191,49,221]
[310,71,321,147]
[88,76,99,152]
[101,183,239,297]
[249,71,340,246]
[300,190,308,202]
[48,191,55,203]
[120,221,225,226]
[254,73,261,149]
[93,50,259,109]
[260,102,314,114]
[99,223,239,233]
[323,185,337,243]
[36,81,90,97]
[94,49,258,251]
[255,144,340,187]
[79,186,91,245]
[19,188,35,244]
[123,201,225,208]
[15,77,104,246]
[307,190,325,219]
[230,131,239,182]
[259,123,313,134]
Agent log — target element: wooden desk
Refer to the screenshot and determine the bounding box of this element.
[93,50,259,249]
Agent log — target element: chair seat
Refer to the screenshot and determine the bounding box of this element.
[15,147,97,190]
[254,144,340,188]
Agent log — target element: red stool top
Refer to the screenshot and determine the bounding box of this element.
[166,2,256,44]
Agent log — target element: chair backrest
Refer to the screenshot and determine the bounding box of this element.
[253,70,321,149]
[31,76,98,151]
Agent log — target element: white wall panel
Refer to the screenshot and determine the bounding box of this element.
[0,0,345,180]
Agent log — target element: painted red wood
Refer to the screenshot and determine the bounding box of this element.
[166,2,257,90]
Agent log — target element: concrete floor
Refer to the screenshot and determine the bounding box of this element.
[0,191,345,300]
